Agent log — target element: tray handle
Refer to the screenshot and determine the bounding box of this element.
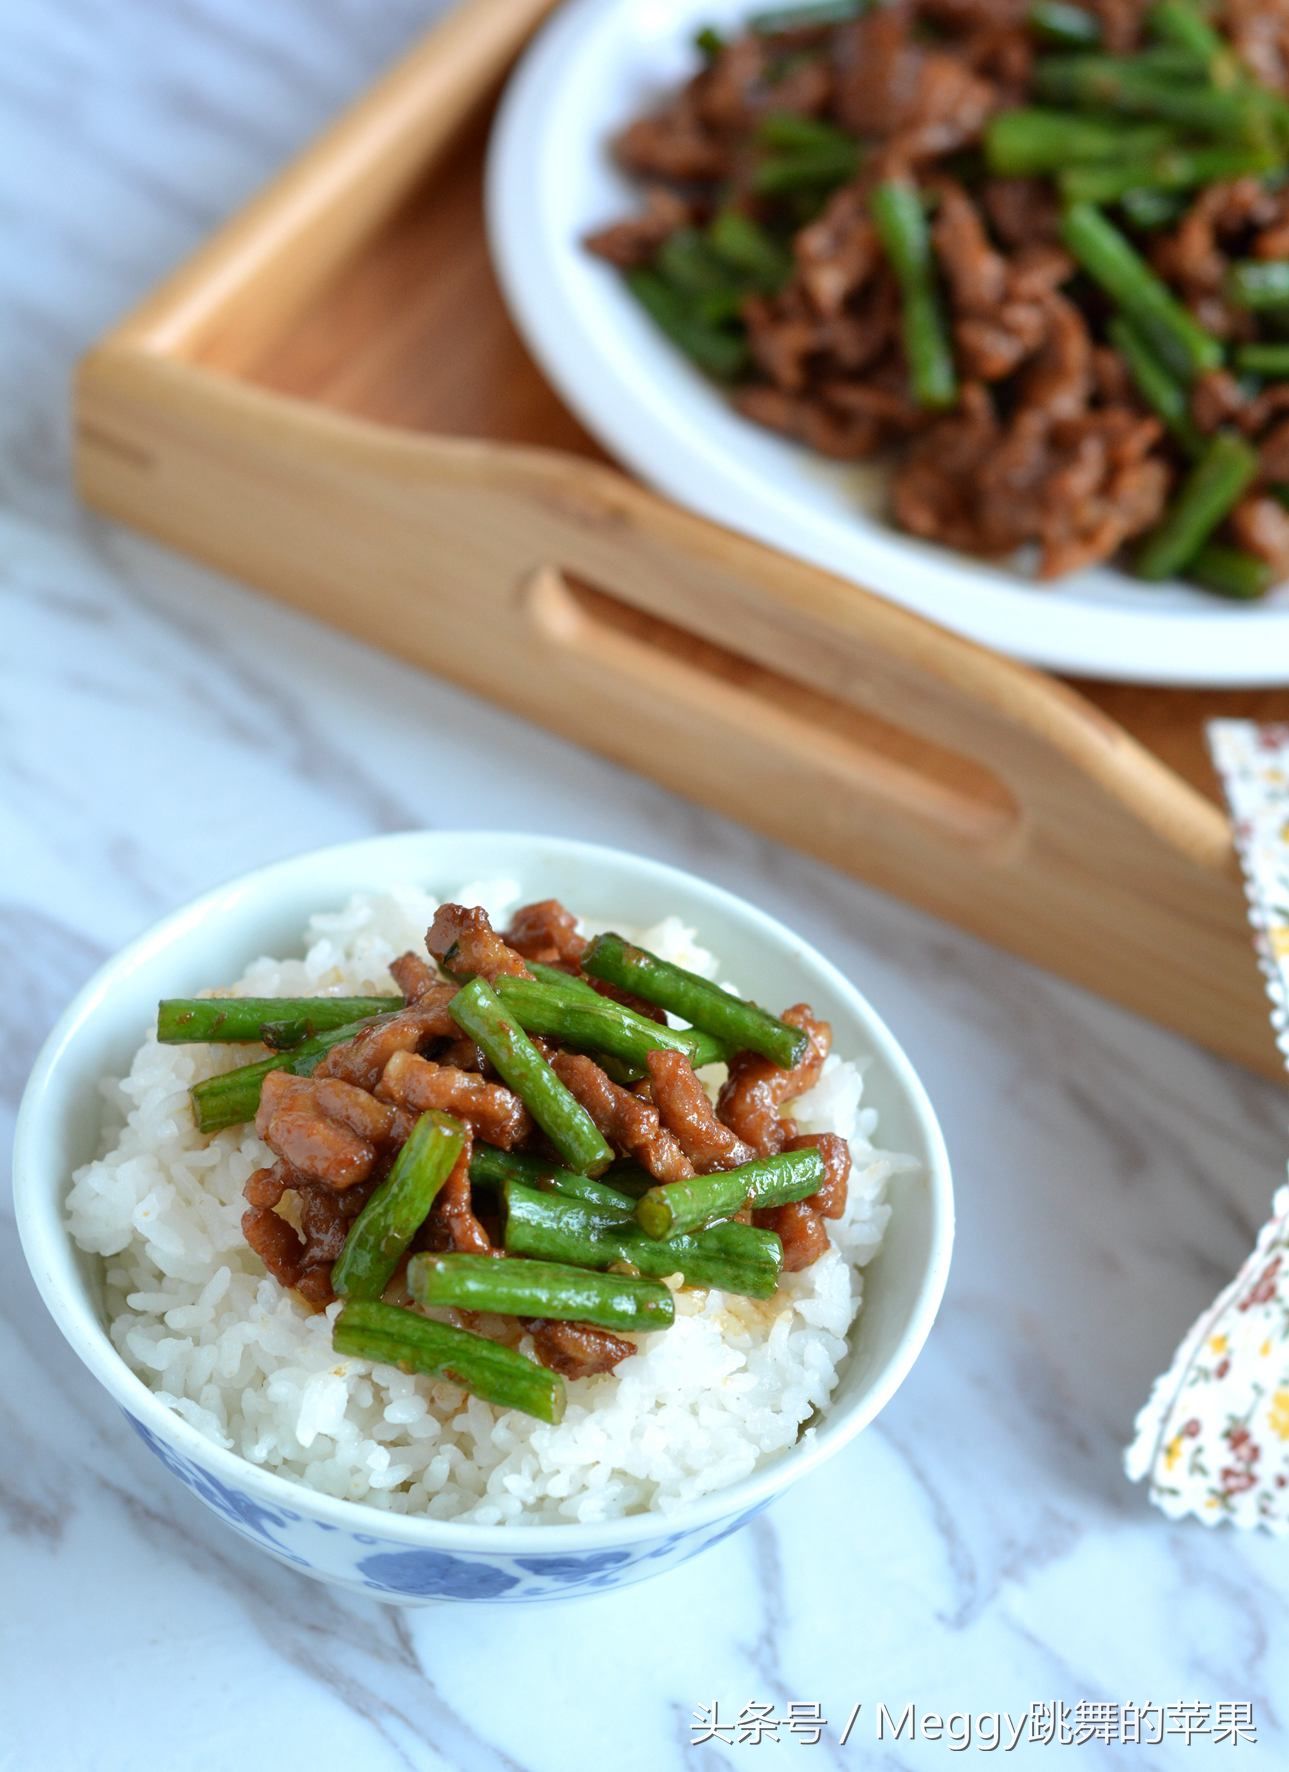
[491,449,1232,877]
[524,566,1019,855]
[76,353,1268,1074]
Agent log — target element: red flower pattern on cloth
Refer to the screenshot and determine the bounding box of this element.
[1125,723,1289,1534]
[1125,1185,1289,1530]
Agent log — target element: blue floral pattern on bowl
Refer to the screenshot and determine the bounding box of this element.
[124,1409,768,1603]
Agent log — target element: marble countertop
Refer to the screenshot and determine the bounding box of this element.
[3,1,1288,1766]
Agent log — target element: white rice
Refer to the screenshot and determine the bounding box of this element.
[66,881,909,1524]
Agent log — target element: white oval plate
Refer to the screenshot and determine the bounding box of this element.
[486,0,1289,685]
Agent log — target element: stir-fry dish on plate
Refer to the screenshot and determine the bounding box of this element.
[587,0,1289,599]
[67,884,910,1523]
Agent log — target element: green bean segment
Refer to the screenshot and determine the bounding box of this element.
[657,228,746,312]
[1136,431,1260,580]
[601,1161,657,1200]
[749,0,867,34]
[449,978,614,1176]
[410,1252,675,1333]
[985,109,1173,176]
[525,960,600,996]
[520,966,646,1083]
[1061,145,1278,205]
[469,1144,640,1216]
[709,209,794,287]
[504,1182,783,1297]
[189,1016,378,1133]
[1148,0,1228,66]
[1107,316,1204,455]
[333,1300,564,1424]
[158,995,402,1048]
[1033,52,1249,135]
[871,178,958,410]
[758,113,856,155]
[625,269,749,380]
[332,1111,466,1300]
[1234,343,1289,376]
[636,1147,826,1240]
[583,933,806,1068]
[1061,203,1223,377]
[1189,543,1275,600]
[753,141,861,194]
[494,976,728,1071]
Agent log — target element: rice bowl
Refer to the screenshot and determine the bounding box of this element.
[66,879,912,1524]
[15,833,952,1600]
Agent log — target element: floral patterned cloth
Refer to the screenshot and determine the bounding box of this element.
[1125,721,1289,1532]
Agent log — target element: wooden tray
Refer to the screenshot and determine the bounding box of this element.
[74,0,1289,1080]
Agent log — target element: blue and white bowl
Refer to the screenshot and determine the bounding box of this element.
[14,833,953,1603]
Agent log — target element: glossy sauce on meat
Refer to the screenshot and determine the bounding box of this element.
[646,1048,753,1173]
[377,1049,533,1149]
[717,1005,831,1155]
[233,908,851,1350]
[550,1051,694,1182]
[585,3,1289,583]
[426,903,532,982]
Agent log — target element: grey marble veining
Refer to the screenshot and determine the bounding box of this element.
[4,2,1289,1767]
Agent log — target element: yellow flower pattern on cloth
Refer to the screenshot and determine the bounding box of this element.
[1125,723,1289,1535]
[1125,1186,1289,1530]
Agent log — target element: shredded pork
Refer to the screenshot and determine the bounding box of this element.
[586,1,1289,585]
[232,899,850,1377]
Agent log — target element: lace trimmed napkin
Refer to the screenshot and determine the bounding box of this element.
[1125,721,1289,1532]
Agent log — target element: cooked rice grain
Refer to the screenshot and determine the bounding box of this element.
[67,883,906,1523]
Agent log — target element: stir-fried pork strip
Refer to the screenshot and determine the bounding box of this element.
[243,1157,294,1210]
[255,1070,396,1189]
[717,1004,831,1155]
[389,950,442,1004]
[1227,0,1289,88]
[426,903,533,983]
[437,1034,490,1073]
[232,898,854,1338]
[314,999,456,1092]
[786,1131,851,1221]
[833,1,999,160]
[550,1050,694,1181]
[242,1199,308,1289]
[585,185,696,268]
[1231,494,1289,576]
[1256,414,1289,484]
[503,897,665,1022]
[377,1049,533,1149]
[645,1048,755,1173]
[1150,179,1272,339]
[505,898,588,966]
[753,1199,832,1272]
[894,393,1170,578]
[525,1318,636,1379]
[590,1,1289,582]
[242,1164,381,1307]
[424,1130,493,1256]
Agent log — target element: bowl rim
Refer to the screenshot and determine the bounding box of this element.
[13,830,954,1552]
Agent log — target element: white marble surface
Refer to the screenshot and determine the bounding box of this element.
[3,2,1289,1766]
